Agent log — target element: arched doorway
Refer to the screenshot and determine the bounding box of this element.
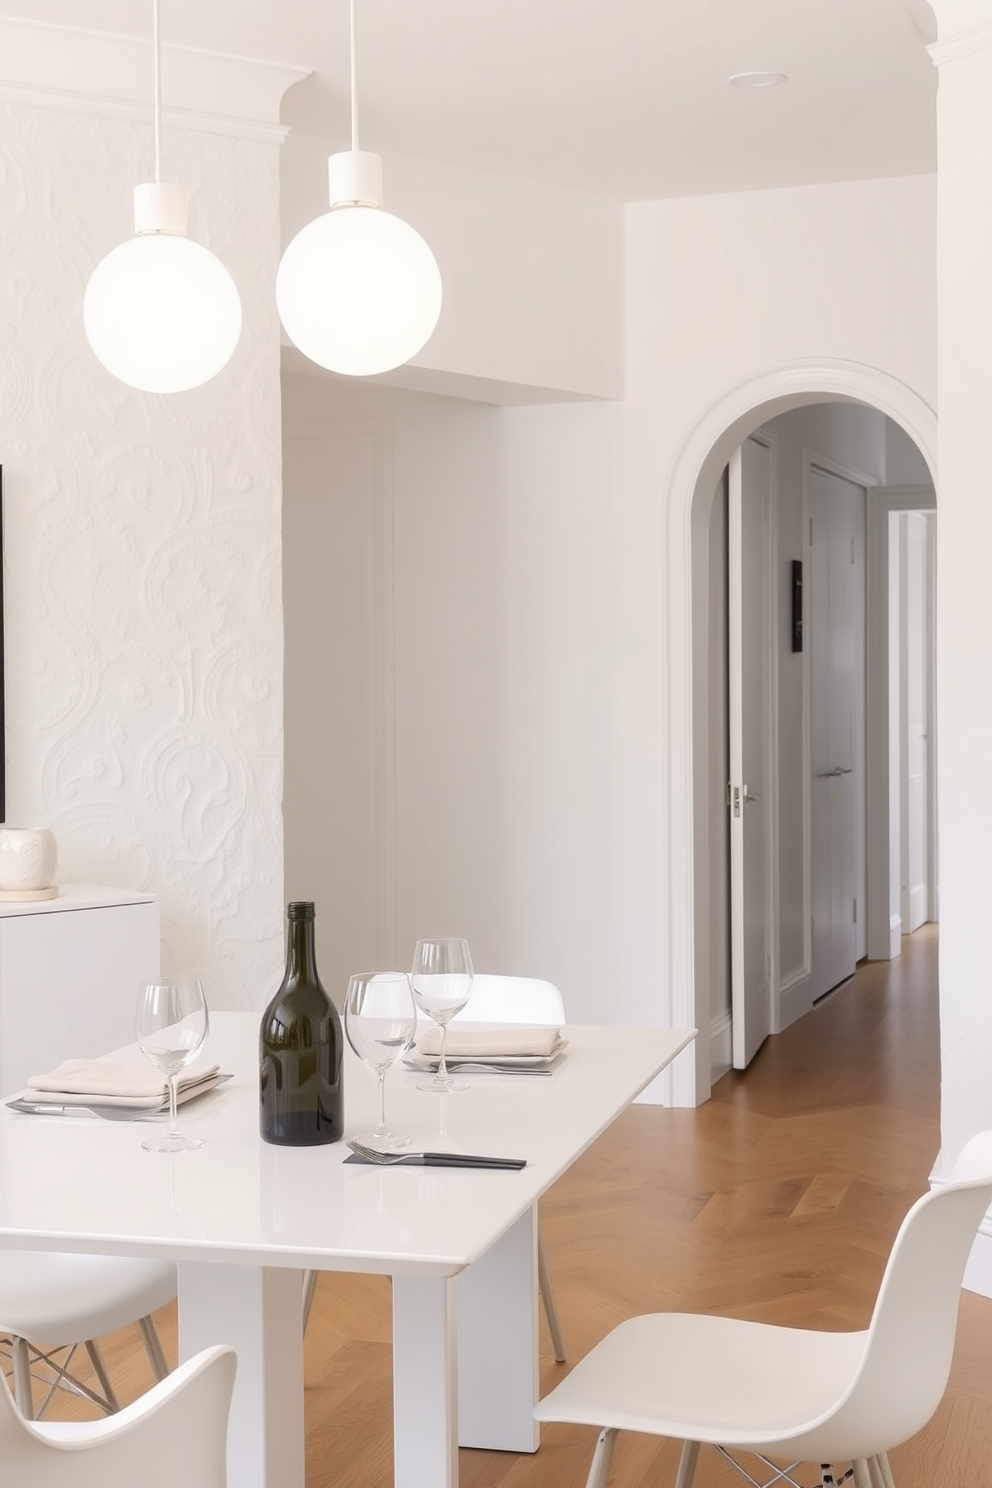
[661,360,937,1107]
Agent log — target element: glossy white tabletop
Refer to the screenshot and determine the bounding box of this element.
[0,1012,694,1277]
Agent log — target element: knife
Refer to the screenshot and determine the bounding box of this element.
[6,1098,159,1122]
[346,1142,526,1168]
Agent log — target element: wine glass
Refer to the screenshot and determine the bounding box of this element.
[410,937,474,1093]
[344,972,418,1152]
[135,977,209,1153]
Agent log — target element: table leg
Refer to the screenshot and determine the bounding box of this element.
[178,1261,305,1488]
[457,1205,541,1452]
[392,1273,459,1488]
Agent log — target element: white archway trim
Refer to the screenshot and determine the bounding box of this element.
[661,359,937,1108]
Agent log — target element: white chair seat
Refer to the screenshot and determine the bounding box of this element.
[536,1312,867,1447]
[0,1252,176,1346]
[535,1139,992,1488]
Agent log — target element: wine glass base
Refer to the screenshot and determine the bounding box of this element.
[353,1129,411,1153]
[416,1076,469,1093]
[141,1131,205,1153]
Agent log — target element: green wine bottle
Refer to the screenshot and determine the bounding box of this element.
[259,901,343,1146]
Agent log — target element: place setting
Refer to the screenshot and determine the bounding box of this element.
[340,936,567,1169]
[403,936,567,1080]
[6,976,229,1146]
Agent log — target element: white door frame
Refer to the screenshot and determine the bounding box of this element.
[728,434,778,1067]
[673,361,937,1108]
[866,484,937,959]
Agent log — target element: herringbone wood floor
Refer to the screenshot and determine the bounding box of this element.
[13,924,992,1485]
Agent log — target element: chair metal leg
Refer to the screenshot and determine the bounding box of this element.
[675,1440,701,1488]
[84,1340,120,1413]
[138,1313,170,1381]
[585,1426,618,1488]
[871,1454,896,1488]
[537,1226,566,1362]
[11,1335,33,1417]
[302,1269,318,1332]
[851,1462,873,1488]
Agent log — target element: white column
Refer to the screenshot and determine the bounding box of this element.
[392,1274,459,1488]
[457,1206,541,1452]
[929,2,992,1170]
[178,1262,305,1488]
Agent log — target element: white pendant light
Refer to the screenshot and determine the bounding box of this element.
[276,0,442,377]
[83,0,242,394]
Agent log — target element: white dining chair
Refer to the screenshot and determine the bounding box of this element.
[0,1341,235,1488]
[451,972,568,1363]
[534,1137,992,1488]
[0,1252,176,1419]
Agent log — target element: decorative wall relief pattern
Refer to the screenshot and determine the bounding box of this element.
[0,101,284,1009]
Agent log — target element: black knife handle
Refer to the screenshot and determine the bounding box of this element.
[421,1152,527,1169]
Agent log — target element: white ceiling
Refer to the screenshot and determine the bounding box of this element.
[5,0,938,201]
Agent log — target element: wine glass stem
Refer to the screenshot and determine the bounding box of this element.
[375,1069,388,1136]
[167,1072,180,1139]
[437,1021,449,1083]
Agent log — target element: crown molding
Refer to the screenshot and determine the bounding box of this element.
[929,20,992,61]
[0,17,309,142]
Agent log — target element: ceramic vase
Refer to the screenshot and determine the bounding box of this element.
[0,828,58,897]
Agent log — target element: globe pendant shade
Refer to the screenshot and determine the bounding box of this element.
[276,204,442,377]
[83,233,243,394]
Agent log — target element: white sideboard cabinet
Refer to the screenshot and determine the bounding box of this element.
[0,883,160,1096]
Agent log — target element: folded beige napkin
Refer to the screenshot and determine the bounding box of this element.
[25,1058,221,1108]
[415,1026,563,1060]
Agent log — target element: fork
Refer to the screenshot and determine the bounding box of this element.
[346,1139,526,1169]
[402,1059,551,1076]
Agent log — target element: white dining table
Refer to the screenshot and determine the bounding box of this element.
[0,1011,694,1488]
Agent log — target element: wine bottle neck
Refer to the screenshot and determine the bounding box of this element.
[285,918,319,985]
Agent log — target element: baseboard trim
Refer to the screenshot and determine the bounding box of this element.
[932,1160,992,1297]
[778,975,813,1032]
[634,1012,730,1106]
[710,1010,731,1085]
[889,914,902,961]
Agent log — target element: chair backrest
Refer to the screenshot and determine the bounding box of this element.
[0,1343,236,1488]
[451,973,566,1026]
[795,1160,992,1463]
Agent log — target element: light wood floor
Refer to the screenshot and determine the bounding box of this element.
[12,924,992,1485]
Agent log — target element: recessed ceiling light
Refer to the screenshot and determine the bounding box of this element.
[728,71,788,89]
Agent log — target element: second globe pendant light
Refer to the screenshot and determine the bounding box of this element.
[275,0,443,377]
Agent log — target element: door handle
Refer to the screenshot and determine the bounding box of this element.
[744,788,761,804]
[837,767,853,775]
[817,768,841,778]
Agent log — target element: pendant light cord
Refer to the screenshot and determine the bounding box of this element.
[153,0,162,183]
[350,0,360,152]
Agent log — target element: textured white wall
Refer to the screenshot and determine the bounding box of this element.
[0,101,285,1008]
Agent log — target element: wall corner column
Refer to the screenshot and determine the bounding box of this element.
[928,2,992,1174]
